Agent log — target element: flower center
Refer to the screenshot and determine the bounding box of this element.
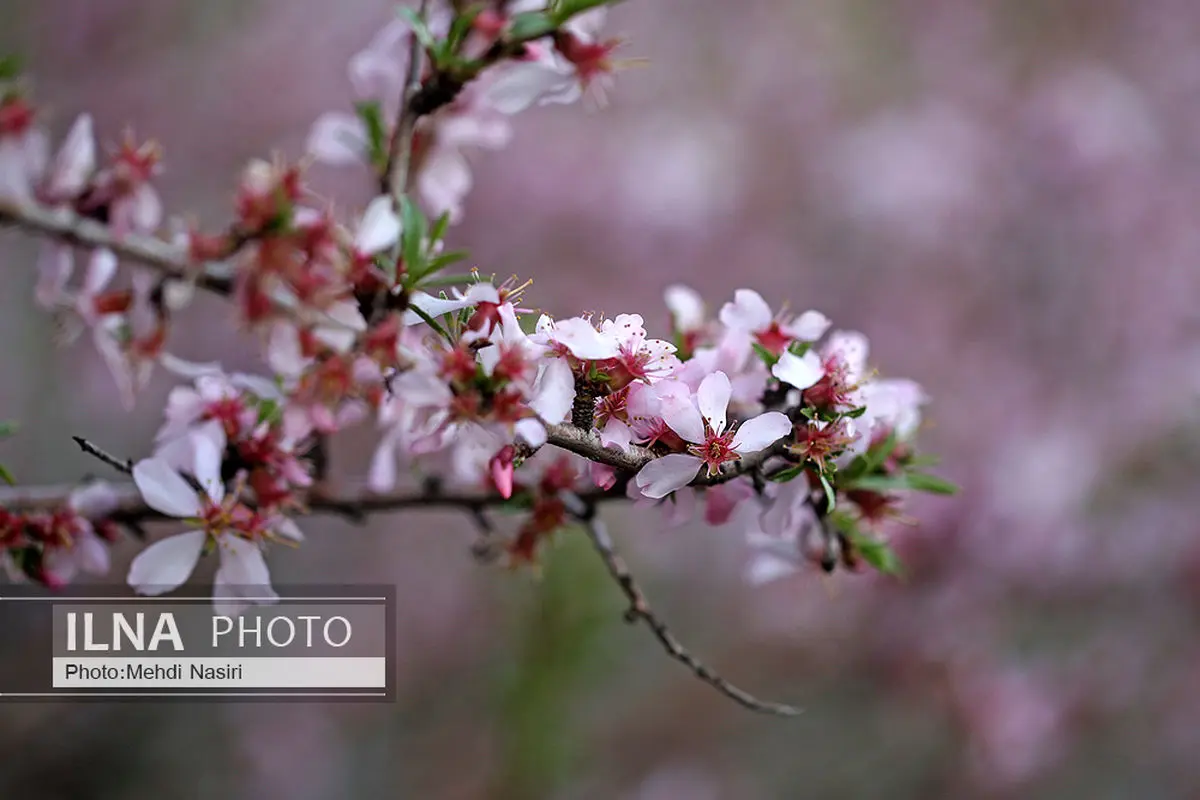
[755,322,792,356]
[0,96,34,137]
[689,428,738,476]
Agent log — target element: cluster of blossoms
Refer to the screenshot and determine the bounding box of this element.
[0,4,950,624]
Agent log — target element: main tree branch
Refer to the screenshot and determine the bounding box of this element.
[0,480,621,521]
[0,198,233,294]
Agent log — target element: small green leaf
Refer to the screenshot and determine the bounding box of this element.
[354,100,389,171]
[819,472,837,513]
[846,469,958,496]
[0,55,21,81]
[843,474,906,493]
[256,398,282,425]
[400,195,428,274]
[0,420,17,438]
[904,471,959,495]
[905,453,942,468]
[396,6,440,51]
[423,249,471,274]
[410,304,451,341]
[552,0,613,23]
[787,340,811,357]
[445,6,483,56]
[850,532,903,577]
[768,465,804,483]
[429,210,452,245]
[508,11,557,41]
[0,463,14,486]
[752,342,779,368]
[418,272,481,288]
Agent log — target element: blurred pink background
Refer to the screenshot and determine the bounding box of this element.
[3,0,1200,797]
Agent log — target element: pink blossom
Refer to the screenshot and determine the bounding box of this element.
[634,372,792,498]
[0,93,48,202]
[128,433,298,614]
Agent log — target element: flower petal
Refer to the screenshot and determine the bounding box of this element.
[213,536,277,616]
[46,113,95,197]
[529,358,575,424]
[828,330,870,379]
[599,418,633,451]
[485,61,574,115]
[785,310,831,341]
[355,195,402,255]
[402,291,476,324]
[772,350,824,390]
[515,418,548,448]
[306,112,368,165]
[634,454,703,499]
[68,481,121,518]
[664,284,705,331]
[128,529,206,595]
[718,288,772,332]
[34,244,73,309]
[132,458,203,518]
[659,390,705,444]
[697,371,732,434]
[550,317,620,360]
[368,432,399,492]
[79,248,117,296]
[730,411,792,454]
[191,432,226,505]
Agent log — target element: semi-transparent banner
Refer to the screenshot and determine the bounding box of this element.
[0,586,396,701]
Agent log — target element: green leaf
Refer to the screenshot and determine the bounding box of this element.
[819,472,837,513]
[751,342,779,368]
[0,55,21,81]
[354,100,389,171]
[445,6,483,56]
[0,463,14,486]
[418,272,481,288]
[904,471,959,495]
[255,398,283,426]
[787,340,811,357]
[429,210,452,245]
[905,453,942,468]
[840,430,899,484]
[410,304,451,341]
[508,11,557,41]
[423,249,471,274]
[850,531,903,577]
[0,420,17,438]
[400,195,428,273]
[768,465,804,483]
[552,0,613,22]
[843,474,906,493]
[396,6,440,51]
[846,469,958,496]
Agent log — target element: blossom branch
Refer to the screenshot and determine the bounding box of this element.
[542,423,790,484]
[0,197,233,294]
[561,492,802,717]
[0,479,621,521]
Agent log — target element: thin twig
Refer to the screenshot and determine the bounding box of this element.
[71,436,133,475]
[561,493,803,717]
[384,0,431,201]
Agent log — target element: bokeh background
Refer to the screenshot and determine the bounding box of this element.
[3,0,1200,797]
